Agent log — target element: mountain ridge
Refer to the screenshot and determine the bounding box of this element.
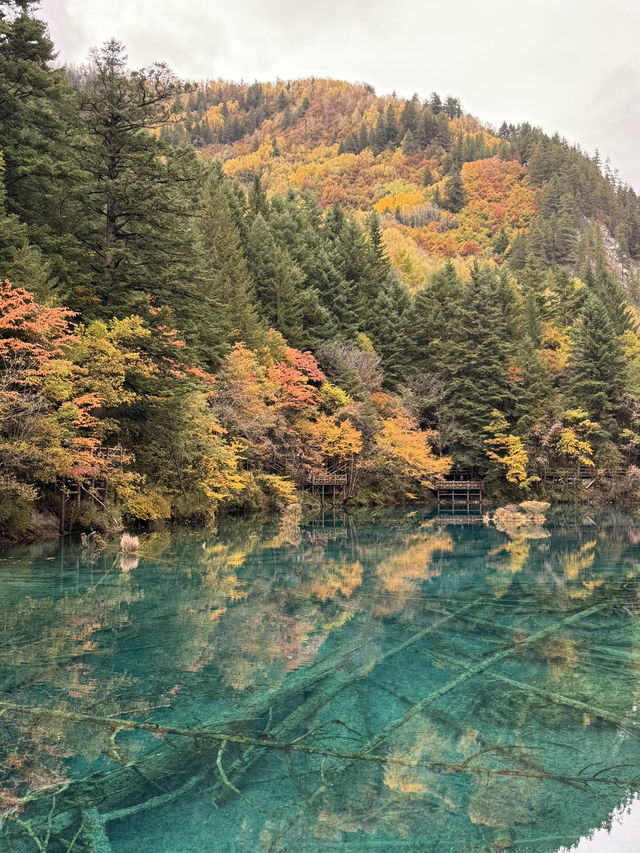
[154,76,640,294]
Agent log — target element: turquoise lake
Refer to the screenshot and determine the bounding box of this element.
[2,509,640,852]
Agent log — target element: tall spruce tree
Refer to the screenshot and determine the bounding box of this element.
[0,1,69,222]
[568,293,626,433]
[430,264,516,465]
[246,214,304,346]
[199,171,261,360]
[74,41,210,328]
[442,168,466,213]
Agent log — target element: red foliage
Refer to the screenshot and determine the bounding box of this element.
[460,240,481,256]
[0,279,77,386]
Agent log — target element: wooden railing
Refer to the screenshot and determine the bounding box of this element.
[435,480,483,490]
[307,473,348,486]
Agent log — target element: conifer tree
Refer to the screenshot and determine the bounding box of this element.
[401,129,418,155]
[0,1,71,223]
[569,293,626,433]
[358,122,370,152]
[372,114,387,155]
[417,112,437,148]
[507,233,528,270]
[248,172,269,218]
[422,166,434,187]
[591,266,633,335]
[522,289,542,347]
[442,169,466,213]
[492,227,509,256]
[73,40,209,333]
[512,339,553,434]
[549,267,584,329]
[399,97,419,135]
[431,264,516,464]
[435,115,452,150]
[199,173,261,359]
[246,214,304,346]
[385,103,399,147]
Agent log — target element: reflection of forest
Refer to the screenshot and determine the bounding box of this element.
[2,511,640,851]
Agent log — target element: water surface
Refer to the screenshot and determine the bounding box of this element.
[2,509,640,852]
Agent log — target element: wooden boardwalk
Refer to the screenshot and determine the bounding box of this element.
[306,473,348,505]
[435,479,484,510]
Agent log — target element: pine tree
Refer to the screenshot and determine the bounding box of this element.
[569,293,626,433]
[358,122,370,152]
[417,112,437,148]
[431,265,516,465]
[548,267,584,329]
[492,227,509,256]
[401,129,418,155]
[422,166,434,187]
[372,114,387,155]
[199,173,261,359]
[71,40,209,325]
[410,260,461,372]
[517,255,547,318]
[368,280,411,386]
[435,115,452,150]
[384,103,399,147]
[507,233,528,270]
[442,169,466,213]
[429,92,442,114]
[513,338,553,435]
[0,1,71,222]
[248,173,269,218]
[522,289,542,347]
[246,214,304,346]
[399,97,419,135]
[591,266,633,335]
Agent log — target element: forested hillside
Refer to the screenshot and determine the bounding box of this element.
[3,0,640,539]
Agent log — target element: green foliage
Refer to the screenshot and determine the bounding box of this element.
[568,294,626,434]
[3,9,640,537]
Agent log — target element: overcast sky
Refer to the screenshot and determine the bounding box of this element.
[40,0,640,190]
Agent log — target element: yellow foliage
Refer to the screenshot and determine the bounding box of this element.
[299,413,363,461]
[319,381,352,410]
[122,487,172,521]
[537,322,570,374]
[563,541,596,580]
[622,329,640,359]
[382,224,438,289]
[374,189,426,215]
[256,473,298,507]
[557,414,597,468]
[374,414,450,485]
[483,410,536,487]
[354,331,375,353]
[376,533,453,606]
[489,537,531,574]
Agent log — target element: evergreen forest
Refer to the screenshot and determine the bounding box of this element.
[3,0,640,538]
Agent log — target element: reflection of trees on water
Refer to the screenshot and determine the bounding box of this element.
[2,512,640,850]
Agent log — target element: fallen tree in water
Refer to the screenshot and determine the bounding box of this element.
[0,601,478,850]
[0,597,616,853]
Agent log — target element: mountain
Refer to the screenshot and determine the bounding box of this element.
[165,77,640,294]
[4,4,640,540]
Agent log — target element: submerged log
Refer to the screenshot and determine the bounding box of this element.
[0,630,374,847]
[0,601,476,848]
[1,600,613,851]
[266,600,610,851]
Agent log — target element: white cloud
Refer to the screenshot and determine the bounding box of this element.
[40,0,640,189]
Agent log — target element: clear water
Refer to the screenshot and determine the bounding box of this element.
[2,509,640,852]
